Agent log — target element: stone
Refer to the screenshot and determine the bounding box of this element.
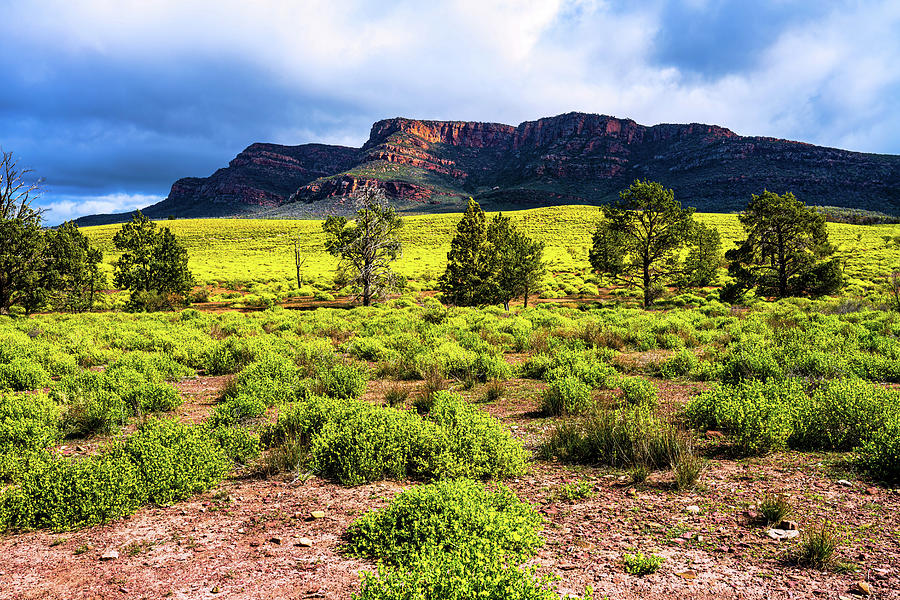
[100,549,119,561]
[309,510,326,520]
[675,570,698,580]
[837,479,853,487]
[855,581,872,595]
[269,537,282,545]
[211,587,221,594]
[777,520,799,531]
[767,528,800,541]
[296,537,313,547]
[685,505,701,514]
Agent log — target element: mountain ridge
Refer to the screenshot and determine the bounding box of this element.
[75,112,900,226]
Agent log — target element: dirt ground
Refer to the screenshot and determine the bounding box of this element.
[2,376,898,600]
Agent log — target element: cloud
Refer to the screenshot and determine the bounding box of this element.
[1,0,898,221]
[42,193,164,226]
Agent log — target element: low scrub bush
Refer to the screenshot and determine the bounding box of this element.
[346,479,542,565]
[0,419,231,531]
[541,376,592,416]
[0,359,51,392]
[355,550,593,600]
[209,394,267,427]
[313,362,367,400]
[623,551,664,575]
[226,354,300,406]
[618,377,658,407]
[543,407,688,470]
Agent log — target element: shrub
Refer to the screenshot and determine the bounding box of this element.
[133,380,182,413]
[124,418,230,506]
[0,452,141,531]
[314,362,367,400]
[482,379,505,403]
[619,377,658,407]
[429,391,527,480]
[227,354,300,406]
[541,376,592,416]
[856,415,900,482]
[0,359,51,391]
[672,445,704,491]
[209,394,267,427]
[0,392,60,455]
[657,349,698,379]
[260,395,345,448]
[60,386,129,437]
[107,352,192,381]
[758,493,793,526]
[346,479,543,565]
[543,407,687,470]
[685,379,804,455]
[355,551,593,600]
[623,551,664,575]
[558,480,595,501]
[796,522,839,570]
[307,403,448,486]
[211,425,261,464]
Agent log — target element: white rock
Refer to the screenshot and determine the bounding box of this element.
[685,505,701,514]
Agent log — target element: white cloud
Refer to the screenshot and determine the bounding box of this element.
[42,193,163,225]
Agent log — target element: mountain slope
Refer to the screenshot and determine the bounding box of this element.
[76,112,900,225]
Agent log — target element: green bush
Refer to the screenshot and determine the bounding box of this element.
[543,406,685,469]
[346,479,543,565]
[685,379,803,455]
[107,351,193,381]
[355,551,593,600]
[211,425,261,464]
[619,377,658,407]
[657,349,698,378]
[124,418,230,506]
[227,353,300,406]
[0,451,141,531]
[314,362,368,400]
[541,376,592,416]
[209,393,267,426]
[0,359,51,391]
[260,395,346,448]
[856,415,900,483]
[133,380,183,413]
[0,392,60,455]
[429,391,527,479]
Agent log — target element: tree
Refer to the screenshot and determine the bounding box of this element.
[0,149,45,314]
[439,198,488,306]
[482,214,546,310]
[30,222,105,313]
[676,222,722,289]
[724,190,842,299]
[589,179,711,307]
[439,201,545,309]
[113,211,194,309]
[322,187,403,306]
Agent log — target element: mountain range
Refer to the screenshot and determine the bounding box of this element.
[75,112,900,225]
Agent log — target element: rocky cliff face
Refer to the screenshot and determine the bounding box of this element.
[76,112,900,225]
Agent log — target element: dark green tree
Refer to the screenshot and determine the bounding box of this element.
[482,214,545,310]
[589,179,705,307]
[113,211,194,309]
[724,190,841,299]
[0,150,45,314]
[33,222,105,312]
[439,198,489,306]
[322,187,403,306]
[676,222,722,289]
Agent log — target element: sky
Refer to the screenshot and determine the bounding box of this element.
[2,0,899,224]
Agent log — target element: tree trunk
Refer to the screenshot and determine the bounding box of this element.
[643,260,652,308]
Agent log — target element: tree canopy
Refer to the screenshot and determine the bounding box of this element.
[439,199,545,309]
[724,190,842,299]
[589,179,718,307]
[113,211,194,309]
[322,187,403,306]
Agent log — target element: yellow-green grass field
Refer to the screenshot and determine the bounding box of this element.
[81,206,900,298]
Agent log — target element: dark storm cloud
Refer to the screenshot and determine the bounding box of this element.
[0,0,897,223]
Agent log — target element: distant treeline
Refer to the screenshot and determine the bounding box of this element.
[813,206,900,225]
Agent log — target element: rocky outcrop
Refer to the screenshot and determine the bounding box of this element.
[77,112,900,225]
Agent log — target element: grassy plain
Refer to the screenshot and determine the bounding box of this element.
[81,206,900,298]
